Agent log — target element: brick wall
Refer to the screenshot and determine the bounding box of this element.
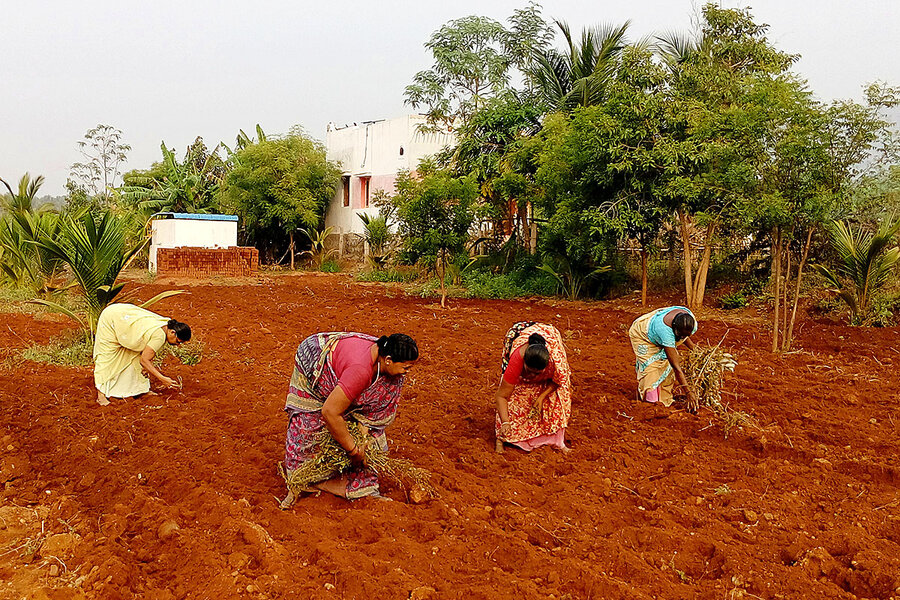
[156,247,258,277]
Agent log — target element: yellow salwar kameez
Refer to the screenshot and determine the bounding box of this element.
[93,303,169,398]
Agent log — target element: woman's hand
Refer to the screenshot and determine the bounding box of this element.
[685,391,699,414]
[159,375,179,388]
[348,443,368,468]
[498,421,512,439]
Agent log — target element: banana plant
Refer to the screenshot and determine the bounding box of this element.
[815,219,900,325]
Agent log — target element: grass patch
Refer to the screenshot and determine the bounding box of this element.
[155,339,211,366]
[21,330,92,366]
[356,268,419,283]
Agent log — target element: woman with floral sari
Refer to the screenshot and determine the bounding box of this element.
[494,322,572,452]
[278,332,418,505]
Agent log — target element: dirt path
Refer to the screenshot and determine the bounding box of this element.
[1,273,898,599]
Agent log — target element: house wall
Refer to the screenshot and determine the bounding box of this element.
[324,115,455,243]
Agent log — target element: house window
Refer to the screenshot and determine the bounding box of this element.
[342,176,350,207]
[360,176,371,208]
[399,146,405,156]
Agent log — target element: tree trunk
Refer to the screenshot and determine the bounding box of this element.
[678,209,695,309]
[781,241,792,348]
[667,228,677,283]
[438,250,447,309]
[640,248,649,307]
[771,228,782,353]
[785,228,814,352]
[691,220,717,309]
[527,201,537,254]
[289,230,295,270]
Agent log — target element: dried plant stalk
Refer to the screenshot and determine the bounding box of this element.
[684,345,758,438]
[281,422,438,500]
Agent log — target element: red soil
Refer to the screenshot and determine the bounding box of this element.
[1,273,899,600]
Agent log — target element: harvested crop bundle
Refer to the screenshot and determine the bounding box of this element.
[683,345,736,410]
[280,421,438,502]
[683,345,757,438]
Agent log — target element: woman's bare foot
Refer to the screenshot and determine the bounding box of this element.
[278,489,297,510]
[96,391,110,406]
[495,437,504,453]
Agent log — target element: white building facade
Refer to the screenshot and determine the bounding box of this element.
[324,115,455,245]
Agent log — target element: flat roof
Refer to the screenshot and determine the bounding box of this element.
[152,212,238,222]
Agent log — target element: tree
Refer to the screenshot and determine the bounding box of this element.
[530,19,630,112]
[661,3,798,311]
[391,163,478,307]
[69,124,131,204]
[122,137,227,215]
[222,129,340,266]
[404,6,552,130]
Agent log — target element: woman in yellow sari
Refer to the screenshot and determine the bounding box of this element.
[93,303,191,405]
[628,306,697,412]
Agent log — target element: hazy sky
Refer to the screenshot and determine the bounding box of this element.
[2,0,898,196]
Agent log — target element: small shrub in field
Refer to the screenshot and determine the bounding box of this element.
[320,259,341,273]
[719,291,748,310]
[21,331,92,366]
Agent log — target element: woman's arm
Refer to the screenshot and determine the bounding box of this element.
[321,386,366,464]
[495,380,515,424]
[664,346,697,414]
[140,347,177,387]
[683,337,696,351]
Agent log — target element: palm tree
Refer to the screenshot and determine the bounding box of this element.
[32,209,180,336]
[816,219,900,325]
[530,19,630,112]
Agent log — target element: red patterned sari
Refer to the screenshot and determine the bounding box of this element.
[496,322,572,451]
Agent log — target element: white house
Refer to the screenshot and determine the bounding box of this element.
[324,115,455,251]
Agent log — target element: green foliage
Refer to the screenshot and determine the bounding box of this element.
[389,165,478,306]
[357,210,394,269]
[299,226,337,269]
[462,267,557,299]
[0,174,69,296]
[29,209,172,335]
[404,5,553,129]
[122,137,227,215]
[816,219,900,325]
[223,129,340,257]
[356,268,419,283]
[530,19,630,111]
[319,259,341,273]
[719,291,748,310]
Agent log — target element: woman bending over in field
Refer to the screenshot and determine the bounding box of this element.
[628,306,697,413]
[93,303,191,406]
[279,332,418,505]
[494,322,572,453]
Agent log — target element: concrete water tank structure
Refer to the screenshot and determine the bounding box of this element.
[149,213,239,273]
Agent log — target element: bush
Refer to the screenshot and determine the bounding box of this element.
[719,291,748,310]
[462,268,557,299]
[320,259,341,273]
